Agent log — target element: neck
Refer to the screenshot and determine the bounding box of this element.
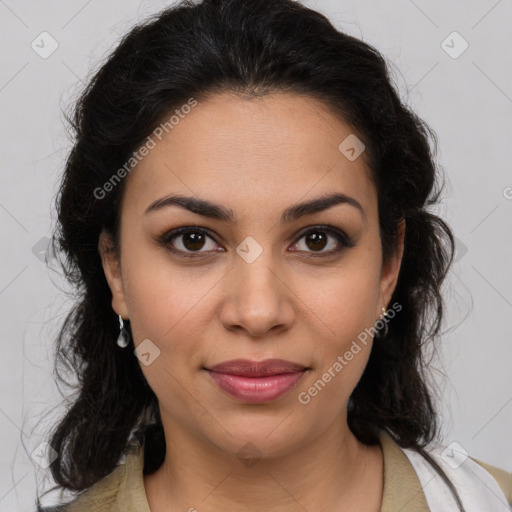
[143,416,384,512]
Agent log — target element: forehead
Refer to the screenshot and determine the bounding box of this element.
[122,92,377,223]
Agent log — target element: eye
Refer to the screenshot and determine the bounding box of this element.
[160,227,221,257]
[290,225,354,256]
[158,224,355,259]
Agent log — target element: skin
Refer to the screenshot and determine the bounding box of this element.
[99,91,405,512]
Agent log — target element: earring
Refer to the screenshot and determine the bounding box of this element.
[374,307,389,339]
[117,314,130,348]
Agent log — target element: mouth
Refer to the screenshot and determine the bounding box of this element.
[203,359,310,403]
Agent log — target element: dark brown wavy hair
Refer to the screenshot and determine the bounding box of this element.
[37,0,462,509]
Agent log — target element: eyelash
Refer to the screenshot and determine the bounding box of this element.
[158,225,355,259]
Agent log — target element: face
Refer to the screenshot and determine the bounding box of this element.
[100,91,404,461]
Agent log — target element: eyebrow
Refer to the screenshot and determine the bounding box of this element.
[144,192,365,224]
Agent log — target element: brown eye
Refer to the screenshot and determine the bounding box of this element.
[180,232,207,251]
[290,226,354,256]
[159,224,354,260]
[304,232,328,251]
[161,227,221,256]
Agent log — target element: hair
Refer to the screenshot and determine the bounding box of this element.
[38,0,462,509]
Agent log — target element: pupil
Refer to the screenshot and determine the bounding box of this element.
[184,232,205,251]
[180,232,328,252]
[306,232,326,251]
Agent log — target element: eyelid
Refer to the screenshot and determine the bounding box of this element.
[158,224,355,257]
[296,224,354,242]
[158,226,222,256]
[290,224,356,256]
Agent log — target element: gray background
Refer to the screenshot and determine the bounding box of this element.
[1,0,511,509]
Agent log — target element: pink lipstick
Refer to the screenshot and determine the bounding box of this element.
[205,358,308,403]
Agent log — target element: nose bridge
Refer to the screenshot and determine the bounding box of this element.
[233,234,281,296]
[221,235,293,335]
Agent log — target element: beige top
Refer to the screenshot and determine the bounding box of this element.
[57,430,512,511]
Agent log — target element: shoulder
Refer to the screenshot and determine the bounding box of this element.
[379,429,512,510]
[401,439,512,510]
[471,457,512,506]
[37,453,131,512]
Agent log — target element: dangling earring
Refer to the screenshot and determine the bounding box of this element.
[375,307,389,339]
[117,314,130,348]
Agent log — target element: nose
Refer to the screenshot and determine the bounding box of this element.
[219,248,295,339]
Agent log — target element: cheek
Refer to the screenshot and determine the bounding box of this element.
[296,281,377,415]
[120,236,217,343]
[120,255,214,419]
[297,256,381,343]
[293,252,381,402]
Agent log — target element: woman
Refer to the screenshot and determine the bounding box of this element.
[36,0,511,510]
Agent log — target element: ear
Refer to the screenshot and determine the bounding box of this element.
[378,219,405,314]
[98,230,129,319]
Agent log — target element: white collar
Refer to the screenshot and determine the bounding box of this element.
[400,441,509,511]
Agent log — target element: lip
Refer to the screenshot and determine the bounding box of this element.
[205,359,309,403]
